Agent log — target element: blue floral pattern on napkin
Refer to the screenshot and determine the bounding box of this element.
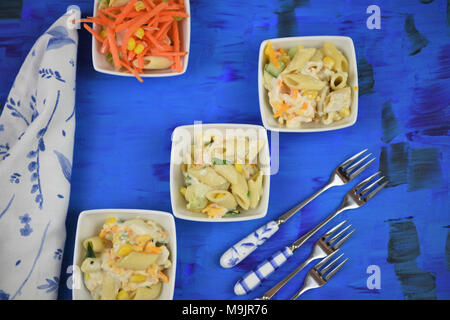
[0,11,78,299]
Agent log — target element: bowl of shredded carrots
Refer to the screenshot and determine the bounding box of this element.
[80,0,190,81]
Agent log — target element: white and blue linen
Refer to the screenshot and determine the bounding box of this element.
[0,11,78,299]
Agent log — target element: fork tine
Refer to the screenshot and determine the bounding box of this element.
[344,153,372,173]
[324,258,349,281]
[318,253,344,276]
[322,220,348,241]
[332,229,356,249]
[364,180,389,202]
[358,176,385,197]
[339,149,368,169]
[353,171,381,191]
[314,250,339,270]
[327,224,352,246]
[348,157,376,180]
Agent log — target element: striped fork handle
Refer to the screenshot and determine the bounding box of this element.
[220,221,280,268]
[234,247,293,295]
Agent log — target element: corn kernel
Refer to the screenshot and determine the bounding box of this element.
[117,244,132,257]
[302,90,318,100]
[105,217,116,225]
[135,235,151,247]
[339,106,350,118]
[323,56,335,69]
[234,163,243,173]
[130,274,147,283]
[134,27,145,39]
[117,290,130,300]
[100,29,107,39]
[134,1,146,11]
[127,37,136,51]
[134,43,145,55]
[179,187,187,196]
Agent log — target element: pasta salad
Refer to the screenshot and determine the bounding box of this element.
[80,217,171,300]
[180,134,265,219]
[263,41,352,128]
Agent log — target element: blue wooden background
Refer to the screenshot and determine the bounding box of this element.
[0,0,448,300]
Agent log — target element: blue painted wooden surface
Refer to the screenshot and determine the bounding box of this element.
[0,0,448,300]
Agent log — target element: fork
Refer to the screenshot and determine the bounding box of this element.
[290,250,348,300]
[255,171,388,298]
[220,149,375,268]
[235,220,355,296]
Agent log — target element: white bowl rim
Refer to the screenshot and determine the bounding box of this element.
[258,35,358,132]
[170,123,271,222]
[91,0,191,77]
[72,208,177,300]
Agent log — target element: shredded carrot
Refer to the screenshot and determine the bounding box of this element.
[100,38,109,54]
[172,20,181,72]
[106,27,121,69]
[291,88,299,99]
[80,0,188,81]
[273,102,289,118]
[158,271,169,282]
[120,59,143,82]
[114,0,139,25]
[83,24,103,42]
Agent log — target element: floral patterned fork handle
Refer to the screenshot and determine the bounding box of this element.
[220,149,375,268]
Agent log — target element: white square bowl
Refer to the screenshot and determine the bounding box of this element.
[72,209,177,300]
[258,36,358,132]
[91,0,190,77]
[170,123,271,222]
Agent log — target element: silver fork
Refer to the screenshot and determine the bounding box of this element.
[290,251,349,300]
[254,220,355,299]
[220,149,375,268]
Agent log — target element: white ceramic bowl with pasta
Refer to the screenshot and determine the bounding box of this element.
[72,209,177,300]
[170,124,271,222]
[91,0,190,77]
[258,36,358,132]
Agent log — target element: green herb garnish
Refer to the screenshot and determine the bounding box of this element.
[155,242,164,247]
[226,210,241,216]
[212,157,232,165]
[85,242,96,258]
[247,191,251,198]
[173,16,184,21]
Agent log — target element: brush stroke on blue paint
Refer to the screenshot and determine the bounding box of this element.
[446,230,450,270]
[408,148,443,191]
[387,218,436,300]
[381,101,401,143]
[404,14,429,56]
[357,57,375,96]
[380,143,409,187]
[275,0,310,37]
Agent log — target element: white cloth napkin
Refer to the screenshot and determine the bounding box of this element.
[0,10,78,299]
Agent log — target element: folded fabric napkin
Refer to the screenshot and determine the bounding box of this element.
[0,10,78,299]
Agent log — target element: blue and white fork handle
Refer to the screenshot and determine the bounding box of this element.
[233,205,349,295]
[234,246,293,295]
[220,183,333,269]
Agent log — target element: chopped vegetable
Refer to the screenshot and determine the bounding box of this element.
[85,242,96,259]
[225,210,241,216]
[265,60,285,77]
[76,0,189,81]
[211,157,232,165]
